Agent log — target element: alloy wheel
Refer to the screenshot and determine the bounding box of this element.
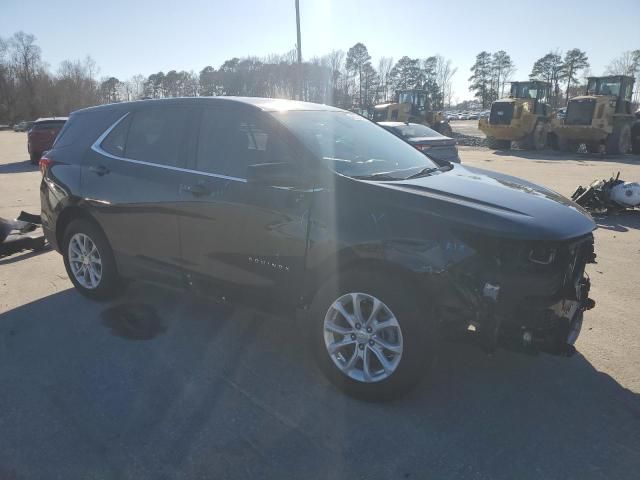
[323,292,403,383]
[68,232,102,289]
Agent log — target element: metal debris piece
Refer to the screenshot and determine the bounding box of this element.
[571,172,640,214]
[0,211,47,257]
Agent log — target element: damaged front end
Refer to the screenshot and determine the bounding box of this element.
[437,233,597,356]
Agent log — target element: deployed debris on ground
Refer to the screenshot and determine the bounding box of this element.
[451,132,487,147]
[572,172,640,214]
[0,211,48,257]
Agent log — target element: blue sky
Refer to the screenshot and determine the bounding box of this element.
[2,0,639,101]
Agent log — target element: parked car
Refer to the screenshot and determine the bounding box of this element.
[28,117,67,164]
[467,112,479,120]
[379,121,460,163]
[458,113,468,120]
[40,97,596,400]
[13,121,34,132]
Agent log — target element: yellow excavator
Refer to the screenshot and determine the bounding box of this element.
[551,75,636,154]
[478,81,552,150]
[373,90,452,136]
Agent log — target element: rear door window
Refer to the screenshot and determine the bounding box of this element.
[124,106,191,167]
[196,108,291,178]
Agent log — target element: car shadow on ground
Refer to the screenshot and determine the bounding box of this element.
[492,149,640,164]
[594,210,640,232]
[0,284,639,479]
[0,159,36,174]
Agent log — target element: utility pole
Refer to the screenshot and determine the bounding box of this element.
[295,0,302,100]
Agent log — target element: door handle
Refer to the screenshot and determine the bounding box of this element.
[89,165,110,176]
[180,183,210,196]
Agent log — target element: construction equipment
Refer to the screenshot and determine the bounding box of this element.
[478,81,552,150]
[551,75,635,155]
[373,90,452,136]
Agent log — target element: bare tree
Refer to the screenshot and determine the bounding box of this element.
[10,31,43,118]
[562,49,589,105]
[377,56,393,102]
[435,55,457,108]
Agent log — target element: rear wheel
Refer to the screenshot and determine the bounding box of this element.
[521,122,546,150]
[632,123,640,154]
[435,122,453,137]
[487,137,511,150]
[309,269,434,401]
[557,137,580,153]
[586,142,601,154]
[62,219,121,301]
[30,152,40,165]
[606,123,631,155]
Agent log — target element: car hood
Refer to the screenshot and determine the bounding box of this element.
[365,164,596,241]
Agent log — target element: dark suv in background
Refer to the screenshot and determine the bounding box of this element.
[28,117,67,164]
[40,97,596,400]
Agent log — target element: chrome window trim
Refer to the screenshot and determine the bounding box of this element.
[90,112,247,183]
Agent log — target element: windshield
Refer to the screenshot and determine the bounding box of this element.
[273,111,438,179]
[587,78,621,96]
[510,83,542,100]
[389,123,441,139]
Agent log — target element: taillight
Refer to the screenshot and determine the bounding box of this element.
[39,155,53,175]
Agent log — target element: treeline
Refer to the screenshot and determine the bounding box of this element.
[0,32,457,123]
[469,48,640,108]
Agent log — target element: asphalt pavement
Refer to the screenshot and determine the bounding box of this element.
[1,131,639,480]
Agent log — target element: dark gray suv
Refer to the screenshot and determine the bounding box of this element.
[40,97,596,400]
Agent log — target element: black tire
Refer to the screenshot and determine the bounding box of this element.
[585,143,601,154]
[487,137,511,150]
[30,152,40,165]
[632,123,640,154]
[62,218,121,301]
[308,269,435,401]
[435,121,453,137]
[557,137,580,153]
[606,123,631,155]
[521,122,546,150]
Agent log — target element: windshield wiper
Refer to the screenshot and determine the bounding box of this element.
[352,172,399,181]
[403,163,453,180]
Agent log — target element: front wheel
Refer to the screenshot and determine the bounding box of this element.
[62,219,121,301]
[435,121,453,137]
[309,270,434,401]
[487,137,511,150]
[606,123,631,155]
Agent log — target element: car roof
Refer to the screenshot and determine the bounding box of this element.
[34,117,68,123]
[73,96,343,115]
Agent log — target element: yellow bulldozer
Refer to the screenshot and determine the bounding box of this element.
[373,90,452,136]
[478,81,552,150]
[551,75,636,155]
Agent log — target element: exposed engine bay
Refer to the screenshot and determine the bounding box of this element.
[436,232,596,357]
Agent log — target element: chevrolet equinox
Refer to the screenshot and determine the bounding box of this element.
[40,97,596,400]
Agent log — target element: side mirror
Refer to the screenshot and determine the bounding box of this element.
[246,162,302,187]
